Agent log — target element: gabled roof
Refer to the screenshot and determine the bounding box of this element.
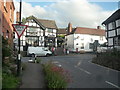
[24,16,46,30]
[57,28,67,34]
[24,16,58,29]
[102,9,120,25]
[38,19,58,29]
[72,27,105,36]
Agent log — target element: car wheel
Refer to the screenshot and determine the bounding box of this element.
[31,53,35,57]
[46,54,49,57]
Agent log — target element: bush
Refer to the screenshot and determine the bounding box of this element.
[43,62,71,88]
[92,49,120,71]
[2,73,20,88]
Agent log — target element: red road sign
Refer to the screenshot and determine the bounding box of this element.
[12,24,28,38]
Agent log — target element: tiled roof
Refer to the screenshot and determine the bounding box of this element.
[38,19,58,29]
[73,27,105,36]
[57,28,67,34]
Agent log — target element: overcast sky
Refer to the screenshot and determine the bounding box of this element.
[14,0,119,29]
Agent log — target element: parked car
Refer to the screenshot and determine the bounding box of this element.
[97,46,107,53]
[27,47,52,57]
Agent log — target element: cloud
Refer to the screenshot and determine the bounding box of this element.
[14,0,116,29]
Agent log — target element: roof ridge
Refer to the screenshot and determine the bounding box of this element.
[76,27,105,30]
[38,18,55,21]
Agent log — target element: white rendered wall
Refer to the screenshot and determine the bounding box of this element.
[66,34,107,52]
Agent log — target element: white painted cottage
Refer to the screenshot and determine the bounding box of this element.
[65,23,107,52]
[102,9,120,50]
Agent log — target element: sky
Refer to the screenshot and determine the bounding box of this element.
[14,0,120,29]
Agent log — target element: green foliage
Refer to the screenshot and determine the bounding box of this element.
[2,36,20,88]
[2,73,20,88]
[57,35,65,38]
[22,17,26,24]
[92,49,120,71]
[43,62,71,88]
[35,58,42,63]
[2,37,11,59]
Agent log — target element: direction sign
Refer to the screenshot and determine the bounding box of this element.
[12,24,28,38]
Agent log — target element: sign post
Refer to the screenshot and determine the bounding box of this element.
[12,24,28,76]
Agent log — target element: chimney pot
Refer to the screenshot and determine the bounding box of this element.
[97,26,101,29]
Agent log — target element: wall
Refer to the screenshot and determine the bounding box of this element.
[66,34,107,52]
[106,19,120,47]
[74,34,107,52]
[1,1,15,46]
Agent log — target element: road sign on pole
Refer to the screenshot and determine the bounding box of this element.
[12,24,28,38]
[12,24,28,76]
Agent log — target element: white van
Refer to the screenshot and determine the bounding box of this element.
[27,47,52,57]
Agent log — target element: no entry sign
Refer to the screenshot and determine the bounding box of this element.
[12,24,28,38]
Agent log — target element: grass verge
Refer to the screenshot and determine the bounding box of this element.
[2,73,20,88]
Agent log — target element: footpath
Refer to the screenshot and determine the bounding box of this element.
[20,62,46,88]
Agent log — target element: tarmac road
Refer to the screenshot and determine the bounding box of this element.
[39,54,120,89]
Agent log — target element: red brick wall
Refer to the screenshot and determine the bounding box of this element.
[1,0,15,46]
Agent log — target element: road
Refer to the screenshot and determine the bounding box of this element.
[21,54,120,89]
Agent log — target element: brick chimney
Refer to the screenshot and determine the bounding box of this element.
[68,22,72,34]
[16,11,20,23]
[97,26,101,29]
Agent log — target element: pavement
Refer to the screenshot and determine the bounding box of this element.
[20,58,46,88]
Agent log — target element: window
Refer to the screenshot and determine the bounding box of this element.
[116,19,120,27]
[89,43,93,49]
[76,43,78,45]
[117,28,120,35]
[108,22,115,30]
[100,36,103,41]
[48,28,53,33]
[27,28,38,36]
[114,36,120,46]
[108,30,116,37]
[91,38,93,42]
[81,35,84,40]
[81,43,84,49]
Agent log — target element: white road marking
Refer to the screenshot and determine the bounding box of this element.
[105,81,120,88]
[88,60,119,72]
[77,61,82,66]
[74,66,91,75]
